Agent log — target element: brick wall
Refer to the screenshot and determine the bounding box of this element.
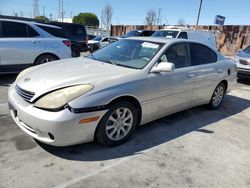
[111,25,250,56]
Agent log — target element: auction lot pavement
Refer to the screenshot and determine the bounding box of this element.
[0,75,250,188]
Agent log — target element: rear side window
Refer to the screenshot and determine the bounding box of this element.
[2,21,28,37]
[27,26,39,37]
[178,32,188,39]
[36,25,66,38]
[66,25,86,36]
[189,43,217,66]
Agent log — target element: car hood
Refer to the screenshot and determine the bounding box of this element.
[15,57,138,99]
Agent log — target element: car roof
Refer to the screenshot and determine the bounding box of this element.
[126,36,186,44]
[125,37,217,50]
[0,18,61,29]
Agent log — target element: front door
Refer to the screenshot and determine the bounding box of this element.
[143,42,194,122]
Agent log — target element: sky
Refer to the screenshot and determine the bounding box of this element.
[1,0,250,25]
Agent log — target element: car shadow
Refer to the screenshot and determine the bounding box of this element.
[37,94,250,161]
[0,74,17,86]
[237,78,250,85]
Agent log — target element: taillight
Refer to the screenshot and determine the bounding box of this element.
[63,40,71,47]
[83,36,88,44]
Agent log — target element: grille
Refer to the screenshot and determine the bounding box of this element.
[239,59,250,65]
[15,85,35,102]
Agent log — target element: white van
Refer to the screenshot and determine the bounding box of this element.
[152,26,217,49]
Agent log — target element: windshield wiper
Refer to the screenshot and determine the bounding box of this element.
[103,59,117,65]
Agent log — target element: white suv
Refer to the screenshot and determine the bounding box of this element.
[0,19,72,74]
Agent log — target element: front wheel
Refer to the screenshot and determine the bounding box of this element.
[95,101,138,146]
[208,82,226,110]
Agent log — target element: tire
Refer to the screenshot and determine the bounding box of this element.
[95,101,138,146]
[34,54,57,66]
[71,46,81,57]
[208,82,226,110]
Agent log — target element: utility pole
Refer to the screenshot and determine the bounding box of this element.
[33,0,39,18]
[157,8,162,26]
[196,0,203,27]
[43,5,45,16]
[61,0,64,22]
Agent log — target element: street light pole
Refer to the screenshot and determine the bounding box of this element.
[196,0,203,27]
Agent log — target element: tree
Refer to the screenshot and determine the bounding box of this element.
[36,16,49,22]
[177,18,185,26]
[145,9,157,26]
[73,13,99,27]
[102,3,113,31]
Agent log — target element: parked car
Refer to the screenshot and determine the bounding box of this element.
[88,36,109,52]
[109,30,155,43]
[234,45,250,79]
[152,26,216,49]
[88,34,97,40]
[48,22,88,57]
[0,19,71,74]
[9,37,236,147]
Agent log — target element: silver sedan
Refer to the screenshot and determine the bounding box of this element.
[8,37,237,146]
[234,45,250,79]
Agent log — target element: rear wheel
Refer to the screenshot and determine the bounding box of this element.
[71,46,81,57]
[208,82,226,109]
[95,101,138,146]
[34,54,57,65]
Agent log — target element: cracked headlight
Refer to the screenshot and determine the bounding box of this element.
[34,84,93,110]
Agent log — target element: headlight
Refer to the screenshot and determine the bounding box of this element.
[34,84,93,110]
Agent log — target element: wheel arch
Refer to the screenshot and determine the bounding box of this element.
[106,95,142,127]
[33,53,60,65]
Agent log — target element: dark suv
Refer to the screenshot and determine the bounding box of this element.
[48,22,88,57]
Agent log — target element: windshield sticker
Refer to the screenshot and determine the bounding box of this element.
[141,42,159,49]
[166,35,173,38]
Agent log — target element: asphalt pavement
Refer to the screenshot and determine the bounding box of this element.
[0,74,250,188]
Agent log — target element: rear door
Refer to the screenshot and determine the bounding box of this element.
[0,21,42,71]
[188,42,221,105]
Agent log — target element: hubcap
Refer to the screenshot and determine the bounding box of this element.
[105,107,133,141]
[212,85,224,106]
[40,58,50,64]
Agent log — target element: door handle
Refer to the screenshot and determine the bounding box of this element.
[187,73,195,78]
[31,40,39,43]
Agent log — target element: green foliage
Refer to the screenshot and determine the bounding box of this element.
[35,16,49,22]
[73,13,99,27]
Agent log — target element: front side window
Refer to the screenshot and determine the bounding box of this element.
[159,43,190,69]
[2,21,28,38]
[90,39,164,69]
[27,26,39,37]
[189,43,217,66]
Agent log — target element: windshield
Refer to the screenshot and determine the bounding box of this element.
[93,36,103,41]
[244,45,250,54]
[123,30,142,37]
[152,30,179,38]
[89,39,164,69]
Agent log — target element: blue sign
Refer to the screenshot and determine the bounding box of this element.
[215,15,225,25]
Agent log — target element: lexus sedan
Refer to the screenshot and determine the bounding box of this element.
[234,45,250,79]
[8,37,237,147]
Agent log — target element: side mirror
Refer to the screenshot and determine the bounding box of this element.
[150,62,175,73]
